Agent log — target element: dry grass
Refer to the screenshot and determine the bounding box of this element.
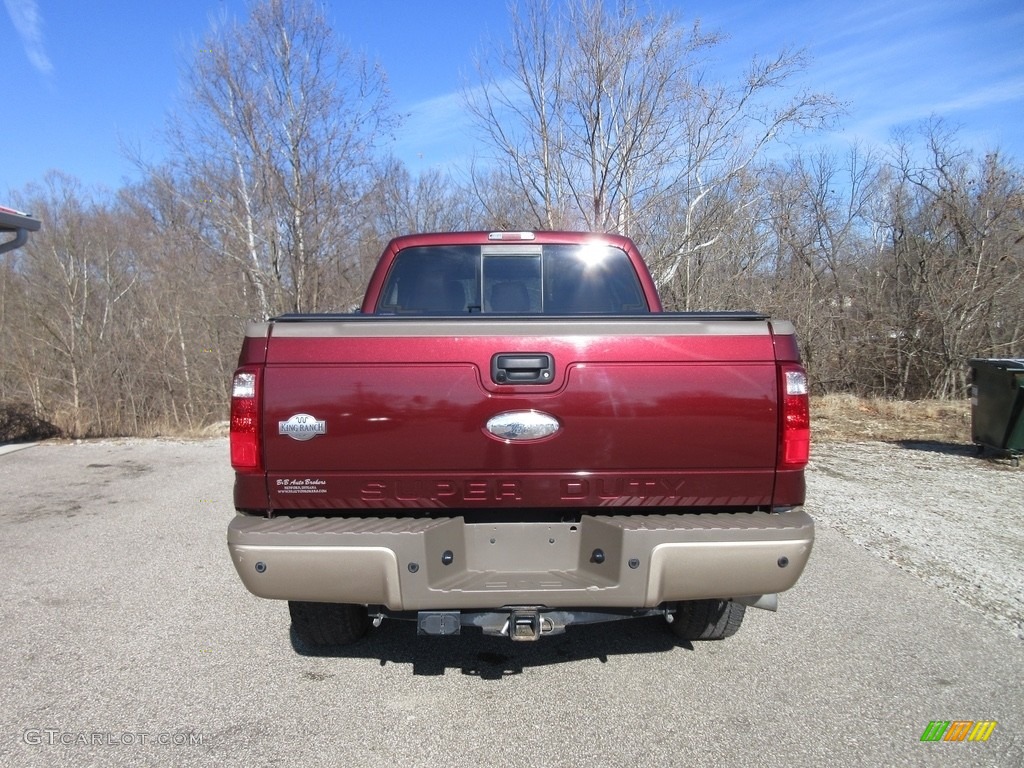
[136,419,230,439]
[811,394,972,444]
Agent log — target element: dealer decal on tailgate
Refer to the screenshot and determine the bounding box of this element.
[276,478,327,494]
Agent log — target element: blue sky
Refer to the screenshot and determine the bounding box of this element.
[2,0,1023,198]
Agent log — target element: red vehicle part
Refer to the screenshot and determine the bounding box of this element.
[226,231,814,643]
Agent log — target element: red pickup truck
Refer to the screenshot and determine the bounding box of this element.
[227,231,813,645]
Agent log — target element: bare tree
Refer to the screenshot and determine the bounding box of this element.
[152,0,396,317]
[873,121,1024,398]
[4,173,141,435]
[369,159,478,236]
[746,147,884,391]
[467,0,840,308]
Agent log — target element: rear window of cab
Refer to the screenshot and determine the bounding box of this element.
[376,243,649,314]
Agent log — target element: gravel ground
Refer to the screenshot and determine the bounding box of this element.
[808,440,1023,640]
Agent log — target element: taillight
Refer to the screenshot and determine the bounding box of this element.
[779,364,810,469]
[230,368,261,471]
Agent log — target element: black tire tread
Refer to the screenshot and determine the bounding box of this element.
[668,599,745,641]
[288,601,370,646]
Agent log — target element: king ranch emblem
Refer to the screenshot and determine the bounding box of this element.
[278,413,326,441]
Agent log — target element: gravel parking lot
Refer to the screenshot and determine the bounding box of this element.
[808,440,1023,640]
[1,437,1021,767]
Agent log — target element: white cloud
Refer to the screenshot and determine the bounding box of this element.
[389,90,472,171]
[4,0,54,75]
[931,78,1024,115]
[391,76,534,173]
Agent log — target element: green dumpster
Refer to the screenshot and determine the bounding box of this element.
[968,358,1024,463]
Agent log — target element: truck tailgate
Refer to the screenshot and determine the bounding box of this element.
[259,317,780,510]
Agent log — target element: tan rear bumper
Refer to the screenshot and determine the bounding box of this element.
[227,509,814,610]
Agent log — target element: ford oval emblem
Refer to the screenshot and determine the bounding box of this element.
[485,410,560,442]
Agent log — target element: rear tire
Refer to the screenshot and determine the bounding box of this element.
[667,599,745,641]
[288,601,370,647]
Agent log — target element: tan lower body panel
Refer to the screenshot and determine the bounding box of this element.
[227,509,814,610]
